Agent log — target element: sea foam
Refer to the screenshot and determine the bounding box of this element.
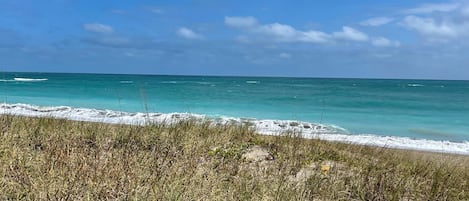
[14,78,48,82]
[1,103,468,155]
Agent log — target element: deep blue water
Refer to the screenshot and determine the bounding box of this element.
[2,72,469,141]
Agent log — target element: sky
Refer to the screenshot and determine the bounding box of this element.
[1,0,469,79]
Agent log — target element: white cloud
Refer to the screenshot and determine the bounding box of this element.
[225,16,333,43]
[147,7,163,14]
[226,16,326,43]
[225,16,258,28]
[333,26,369,42]
[258,23,298,39]
[360,17,394,26]
[404,3,460,14]
[83,23,114,34]
[371,37,400,47]
[298,30,330,43]
[402,15,467,38]
[278,52,291,59]
[256,23,331,43]
[399,2,469,42]
[177,27,203,39]
[225,16,400,46]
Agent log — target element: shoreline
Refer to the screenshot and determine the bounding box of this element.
[2,102,469,155]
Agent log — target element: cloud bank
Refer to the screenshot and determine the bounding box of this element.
[401,2,469,41]
[225,16,401,47]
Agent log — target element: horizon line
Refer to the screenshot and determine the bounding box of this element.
[1,70,468,82]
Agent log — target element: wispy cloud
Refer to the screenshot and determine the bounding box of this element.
[124,52,135,57]
[81,35,160,49]
[83,36,134,48]
[333,26,369,42]
[360,17,394,26]
[298,30,330,43]
[111,9,126,15]
[371,53,393,58]
[83,23,114,34]
[177,27,203,39]
[146,6,163,14]
[371,37,400,47]
[403,3,460,14]
[225,16,258,28]
[402,15,469,39]
[278,52,291,59]
[258,23,314,41]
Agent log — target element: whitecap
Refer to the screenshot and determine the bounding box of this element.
[407,83,424,87]
[194,81,212,85]
[160,81,180,84]
[119,81,134,84]
[246,80,260,84]
[14,78,48,82]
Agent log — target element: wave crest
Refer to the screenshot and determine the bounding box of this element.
[14,78,48,82]
[1,103,468,155]
[407,83,424,87]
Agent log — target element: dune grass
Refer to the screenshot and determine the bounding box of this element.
[1,115,468,200]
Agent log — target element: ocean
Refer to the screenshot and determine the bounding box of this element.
[1,72,469,154]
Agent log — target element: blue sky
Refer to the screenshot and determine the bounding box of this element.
[1,0,469,79]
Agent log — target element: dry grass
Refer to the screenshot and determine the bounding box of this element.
[1,115,468,200]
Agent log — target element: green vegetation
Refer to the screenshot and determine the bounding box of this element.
[1,115,468,200]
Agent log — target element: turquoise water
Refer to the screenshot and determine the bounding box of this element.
[2,72,469,142]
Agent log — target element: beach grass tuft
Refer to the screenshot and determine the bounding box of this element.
[1,115,468,200]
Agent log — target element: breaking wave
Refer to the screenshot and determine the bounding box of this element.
[1,103,469,155]
[407,83,424,87]
[0,78,48,82]
[14,78,48,82]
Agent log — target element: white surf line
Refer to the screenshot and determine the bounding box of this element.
[1,103,469,155]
